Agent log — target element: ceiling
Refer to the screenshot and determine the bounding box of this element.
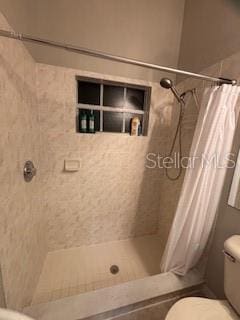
[0,0,186,82]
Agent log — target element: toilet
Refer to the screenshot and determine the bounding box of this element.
[166,235,240,320]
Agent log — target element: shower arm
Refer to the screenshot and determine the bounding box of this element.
[0,29,237,86]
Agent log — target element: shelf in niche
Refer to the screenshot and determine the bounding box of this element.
[76,76,151,136]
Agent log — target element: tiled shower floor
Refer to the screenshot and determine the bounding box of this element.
[32,235,164,305]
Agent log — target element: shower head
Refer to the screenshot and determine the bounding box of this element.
[160,78,173,89]
[160,78,184,104]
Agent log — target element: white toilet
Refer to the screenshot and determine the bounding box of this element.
[0,308,34,320]
[166,235,240,320]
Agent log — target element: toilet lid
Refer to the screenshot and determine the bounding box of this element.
[166,297,240,320]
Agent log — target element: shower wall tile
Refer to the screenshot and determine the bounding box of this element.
[220,51,240,84]
[36,63,175,251]
[201,62,222,78]
[0,12,47,310]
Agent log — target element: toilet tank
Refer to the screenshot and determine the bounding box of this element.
[224,235,240,315]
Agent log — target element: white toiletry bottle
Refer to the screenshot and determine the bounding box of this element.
[131,117,140,136]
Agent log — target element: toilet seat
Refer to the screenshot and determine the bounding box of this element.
[165,297,240,320]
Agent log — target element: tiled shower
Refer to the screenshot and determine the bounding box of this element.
[0,11,189,310]
[2,1,240,319]
[0,8,199,314]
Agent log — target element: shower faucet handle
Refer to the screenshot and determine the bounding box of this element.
[23,160,37,182]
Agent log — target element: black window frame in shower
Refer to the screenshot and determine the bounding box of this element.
[76,76,151,136]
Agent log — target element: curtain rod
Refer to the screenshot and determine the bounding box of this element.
[0,29,236,86]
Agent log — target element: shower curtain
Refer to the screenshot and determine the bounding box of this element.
[161,84,240,275]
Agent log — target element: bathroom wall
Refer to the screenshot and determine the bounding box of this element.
[178,0,240,73]
[36,63,179,250]
[0,0,35,32]
[0,0,185,82]
[0,267,6,308]
[0,12,47,310]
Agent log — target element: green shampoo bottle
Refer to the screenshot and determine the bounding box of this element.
[89,110,95,133]
[80,111,87,133]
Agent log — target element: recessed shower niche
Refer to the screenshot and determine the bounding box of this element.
[76,77,151,135]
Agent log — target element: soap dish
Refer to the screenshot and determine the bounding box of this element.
[64,160,80,172]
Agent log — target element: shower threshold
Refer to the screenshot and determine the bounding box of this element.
[24,270,204,320]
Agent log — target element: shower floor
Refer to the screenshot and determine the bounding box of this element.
[32,235,164,305]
